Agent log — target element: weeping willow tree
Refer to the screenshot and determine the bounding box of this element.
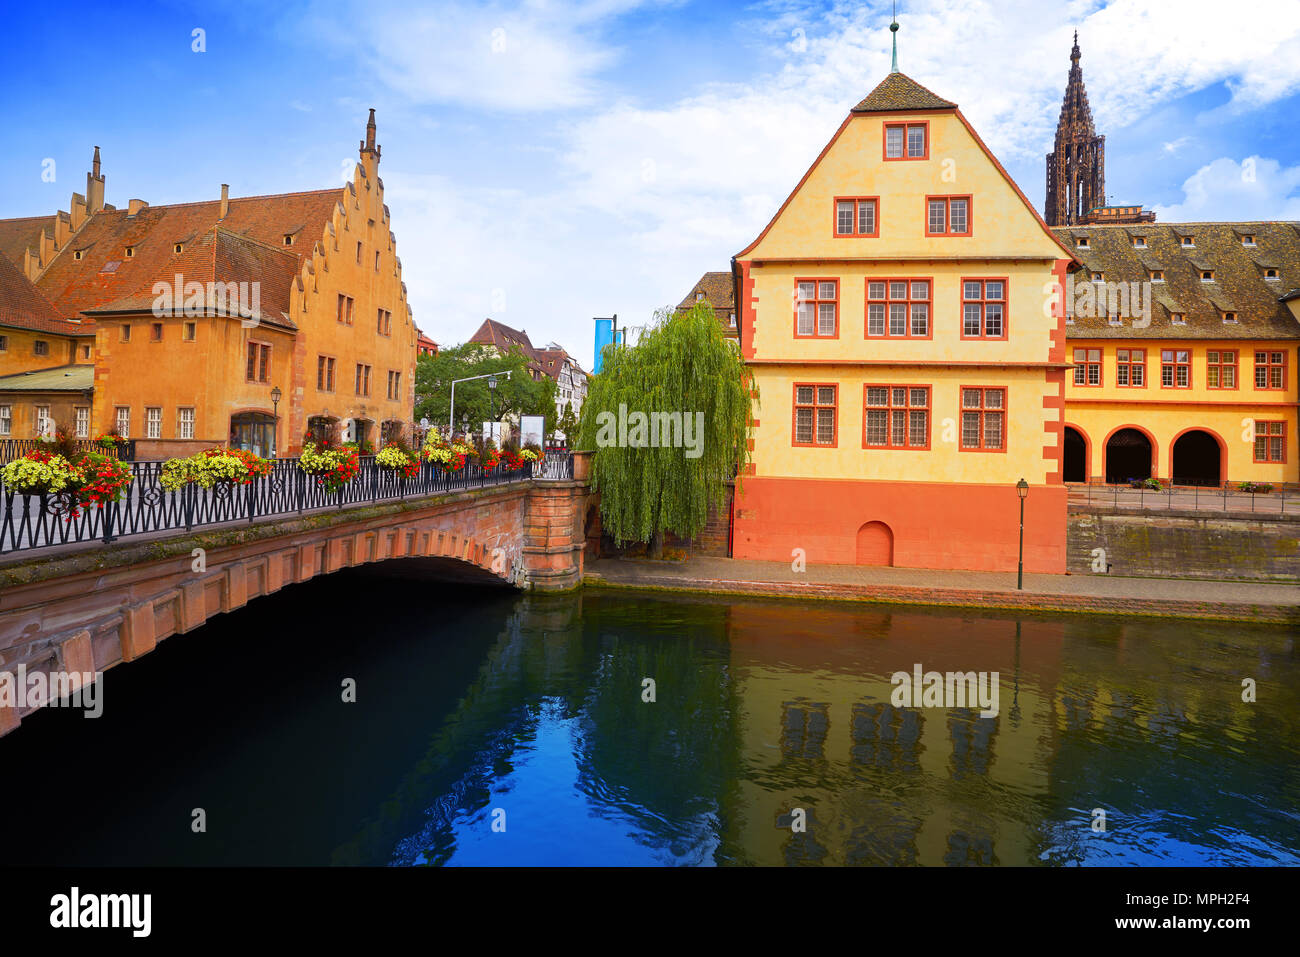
[578,301,754,557]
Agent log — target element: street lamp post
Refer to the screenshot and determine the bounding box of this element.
[488,376,498,440]
[270,386,282,458]
[1016,478,1029,590]
[448,370,511,438]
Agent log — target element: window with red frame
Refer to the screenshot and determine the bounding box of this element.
[884,122,926,159]
[864,386,930,449]
[834,198,878,236]
[1206,350,1237,389]
[794,384,836,446]
[1254,421,1285,463]
[962,280,1006,338]
[1254,351,1286,389]
[866,279,929,337]
[795,280,838,337]
[926,196,970,236]
[1073,348,1101,386]
[960,388,1005,450]
[1116,348,1145,387]
[1161,349,1190,388]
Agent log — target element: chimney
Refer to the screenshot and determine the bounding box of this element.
[127,199,148,216]
[85,146,105,214]
[219,184,229,219]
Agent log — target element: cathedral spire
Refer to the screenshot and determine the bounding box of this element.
[1044,32,1104,226]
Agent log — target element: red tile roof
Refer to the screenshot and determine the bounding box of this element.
[0,250,86,336]
[27,189,341,321]
[83,227,300,329]
[0,215,52,270]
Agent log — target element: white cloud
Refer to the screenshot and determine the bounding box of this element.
[1163,136,1191,154]
[1152,156,1300,221]
[344,0,661,112]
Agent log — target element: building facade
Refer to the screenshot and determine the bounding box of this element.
[0,112,417,457]
[730,70,1074,574]
[1059,222,1300,485]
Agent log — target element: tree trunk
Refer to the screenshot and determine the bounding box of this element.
[649,527,664,560]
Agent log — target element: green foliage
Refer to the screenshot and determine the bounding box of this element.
[556,400,579,444]
[415,342,556,437]
[578,302,753,550]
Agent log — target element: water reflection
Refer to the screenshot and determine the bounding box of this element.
[1,573,1295,867]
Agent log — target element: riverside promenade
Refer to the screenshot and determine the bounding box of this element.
[584,556,1300,624]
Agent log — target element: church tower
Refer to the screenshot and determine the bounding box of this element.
[1045,32,1104,226]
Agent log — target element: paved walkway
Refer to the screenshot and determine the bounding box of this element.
[585,556,1300,623]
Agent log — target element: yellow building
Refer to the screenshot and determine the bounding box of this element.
[1057,222,1299,486]
[730,70,1075,573]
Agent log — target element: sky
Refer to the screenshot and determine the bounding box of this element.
[2,0,1299,370]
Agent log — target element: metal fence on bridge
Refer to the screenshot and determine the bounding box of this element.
[1069,478,1298,515]
[0,451,575,557]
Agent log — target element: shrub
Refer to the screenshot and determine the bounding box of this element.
[159,448,271,491]
[1238,481,1274,494]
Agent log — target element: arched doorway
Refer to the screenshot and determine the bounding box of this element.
[229,412,275,458]
[856,521,893,566]
[1171,430,1222,486]
[1063,427,1087,483]
[1105,428,1153,484]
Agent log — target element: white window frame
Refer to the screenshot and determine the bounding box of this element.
[146,406,162,439]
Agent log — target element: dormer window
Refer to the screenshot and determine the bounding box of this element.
[1107,314,1122,326]
[695,291,705,301]
[1241,234,1256,246]
[1131,236,1147,248]
[1150,269,1164,283]
[125,246,135,258]
[1264,268,1280,281]
[1200,270,1214,282]
[1181,235,1194,247]
[74,250,83,261]
[1091,271,1105,283]
[1076,237,1090,248]
[1222,311,1238,323]
[1170,312,1186,325]
[174,243,183,254]
[283,234,294,246]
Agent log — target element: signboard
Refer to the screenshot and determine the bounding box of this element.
[519,415,544,449]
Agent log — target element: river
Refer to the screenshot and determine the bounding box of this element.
[3,572,1296,866]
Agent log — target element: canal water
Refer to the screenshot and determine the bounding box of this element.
[3,573,1296,866]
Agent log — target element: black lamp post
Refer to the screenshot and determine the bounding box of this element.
[270,386,282,458]
[488,376,498,440]
[1016,478,1029,589]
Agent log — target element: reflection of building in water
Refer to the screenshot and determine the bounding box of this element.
[721,602,1067,865]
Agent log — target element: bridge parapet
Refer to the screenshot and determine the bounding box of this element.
[0,476,592,737]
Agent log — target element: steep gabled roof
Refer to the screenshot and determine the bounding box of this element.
[0,250,86,336]
[29,189,340,319]
[676,271,734,311]
[83,227,300,329]
[851,72,956,113]
[0,215,52,270]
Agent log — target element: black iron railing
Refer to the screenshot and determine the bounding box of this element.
[0,452,573,557]
[1069,478,1298,514]
[0,438,133,461]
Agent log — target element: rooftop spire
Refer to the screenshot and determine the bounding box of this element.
[1071,29,1080,65]
[92,145,101,178]
[890,2,900,73]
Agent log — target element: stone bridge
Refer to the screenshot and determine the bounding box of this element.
[0,474,594,737]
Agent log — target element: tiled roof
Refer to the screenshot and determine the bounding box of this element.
[676,271,734,311]
[0,250,86,336]
[0,215,52,270]
[467,319,581,380]
[24,189,340,320]
[0,364,94,392]
[83,227,299,329]
[851,72,956,113]
[1055,222,1300,339]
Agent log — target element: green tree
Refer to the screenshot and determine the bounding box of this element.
[577,302,753,557]
[556,400,579,445]
[415,343,556,437]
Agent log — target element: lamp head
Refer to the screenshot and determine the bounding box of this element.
[1016,478,1029,499]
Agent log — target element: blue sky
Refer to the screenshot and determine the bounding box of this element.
[3,0,1299,368]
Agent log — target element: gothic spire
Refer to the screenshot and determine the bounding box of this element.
[890,2,900,73]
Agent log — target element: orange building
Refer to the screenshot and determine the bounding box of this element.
[0,111,417,457]
[730,69,1075,574]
